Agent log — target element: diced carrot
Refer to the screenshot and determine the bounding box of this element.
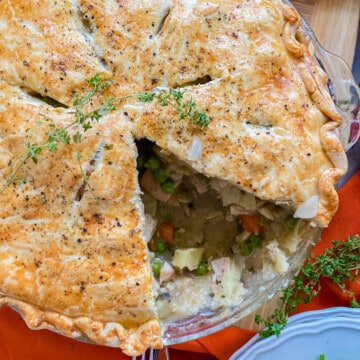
[158,221,174,245]
[239,213,261,234]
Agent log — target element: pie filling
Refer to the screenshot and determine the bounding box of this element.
[136,139,308,321]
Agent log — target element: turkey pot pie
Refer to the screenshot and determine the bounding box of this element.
[0,0,348,356]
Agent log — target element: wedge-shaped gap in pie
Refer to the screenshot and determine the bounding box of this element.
[135,139,309,322]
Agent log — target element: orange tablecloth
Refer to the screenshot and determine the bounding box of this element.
[0,169,360,360]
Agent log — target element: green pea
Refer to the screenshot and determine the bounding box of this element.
[240,234,263,256]
[196,261,208,276]
[285,215,299,230]
[240,241,252,256]
[239,242,251,256]
[155,239,168,254]
[153,167,168,183]
[136,153,147,170]
[152,260,162,277]
[145,155,161,171]
[161,178,176,194]
[248,234,263,249]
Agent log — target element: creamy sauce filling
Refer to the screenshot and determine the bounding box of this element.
[138,141,306,321]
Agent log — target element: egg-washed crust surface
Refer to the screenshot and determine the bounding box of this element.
[0,80,161,354]
[0,0,347,356]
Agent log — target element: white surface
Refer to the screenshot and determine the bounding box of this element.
[229,308,360,360]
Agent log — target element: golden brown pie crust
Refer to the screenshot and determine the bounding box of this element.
[0,0,347,356]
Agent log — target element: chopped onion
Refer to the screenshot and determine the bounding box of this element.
[266,241,289,274]
[159,261,174,285]
[143,214,157,243]
[187,136,202,161]
[211,257,231,282]
[293,195,318,219]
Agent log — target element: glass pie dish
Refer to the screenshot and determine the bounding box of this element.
[161,1,360,347]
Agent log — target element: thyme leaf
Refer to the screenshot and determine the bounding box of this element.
[135,87,210,128]
[255,235,360,338]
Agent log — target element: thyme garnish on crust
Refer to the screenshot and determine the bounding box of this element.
[1,73,209,195]
[1,73,115,195]
[136,87,210,128]
[255,235,360,338]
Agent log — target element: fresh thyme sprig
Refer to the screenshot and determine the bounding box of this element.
[136,87,210,128]
[72,73,115,145]
[26,115,71,163]
[0,73,115,195]
[1,74,209,195]
[255,235,360,338]
[0,116,73,194]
